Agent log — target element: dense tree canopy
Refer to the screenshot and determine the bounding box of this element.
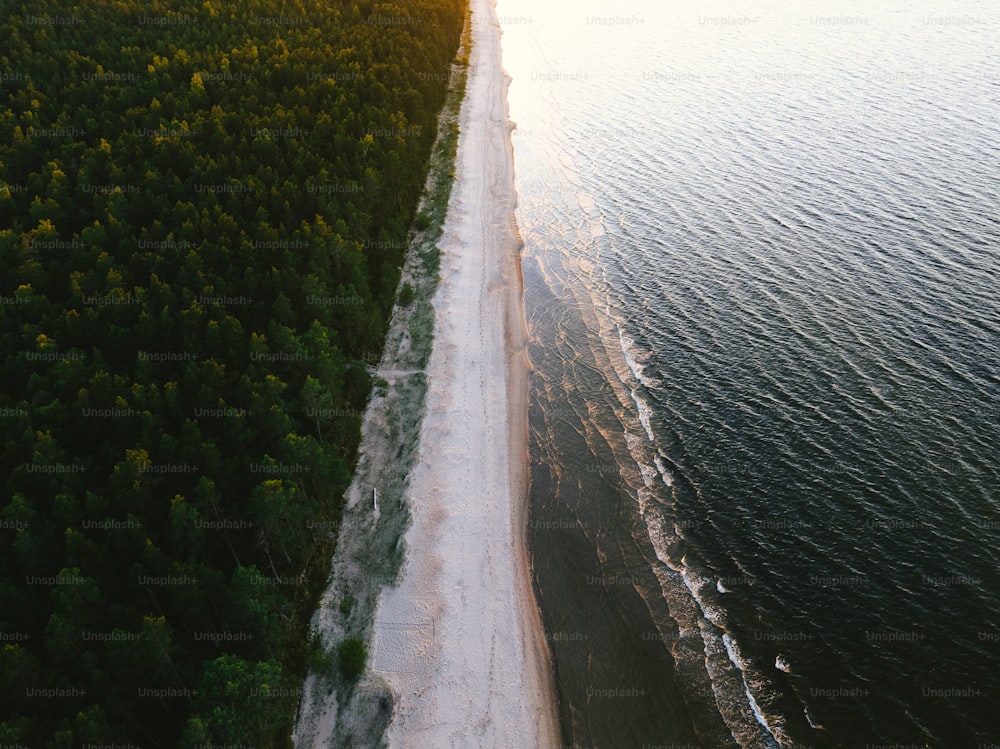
[0,0,464,745]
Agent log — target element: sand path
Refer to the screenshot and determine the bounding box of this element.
[369,0,561,745]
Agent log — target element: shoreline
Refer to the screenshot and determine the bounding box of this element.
[370,0,561,745]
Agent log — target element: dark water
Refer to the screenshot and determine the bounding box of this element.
[502,0,1000,746]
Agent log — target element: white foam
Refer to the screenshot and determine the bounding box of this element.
[723,635,791,747]
[804,704,823,730]
[618,328,664,390]
[654,453,675,488]
[631,389,656,443]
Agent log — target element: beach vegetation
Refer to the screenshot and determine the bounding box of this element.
[337,638,368,682]
[398,281,416,307]
[339,593,356,617]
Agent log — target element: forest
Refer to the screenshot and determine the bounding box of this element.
[0,0,465,745]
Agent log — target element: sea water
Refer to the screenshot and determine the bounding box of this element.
[501,0,1000,746]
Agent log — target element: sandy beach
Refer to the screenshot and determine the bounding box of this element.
[368,0,560,745]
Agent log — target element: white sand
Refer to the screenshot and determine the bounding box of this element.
[368,0,561,745]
